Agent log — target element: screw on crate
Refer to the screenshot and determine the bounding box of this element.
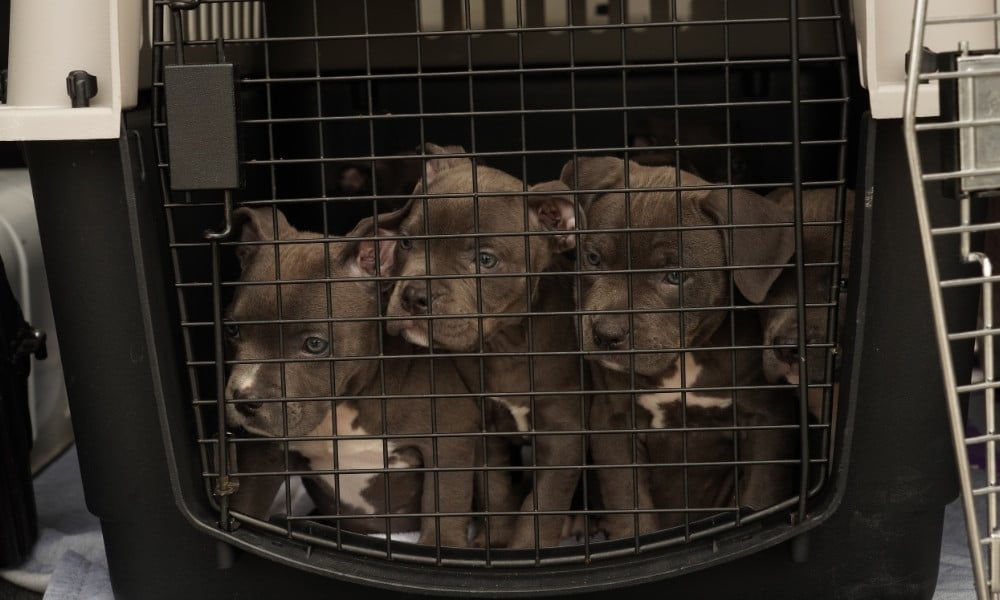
[65,70,97,108]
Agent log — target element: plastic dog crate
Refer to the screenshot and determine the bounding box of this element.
[7,0,982,598]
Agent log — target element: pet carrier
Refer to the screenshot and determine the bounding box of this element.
[2,0,978,598]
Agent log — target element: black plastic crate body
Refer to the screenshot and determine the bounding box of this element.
[20,1,974,598]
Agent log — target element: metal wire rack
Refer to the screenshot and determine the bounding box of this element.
[150,0,851,583]
[904,2,1000,598]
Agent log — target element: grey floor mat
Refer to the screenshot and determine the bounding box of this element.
[935,469,985,600]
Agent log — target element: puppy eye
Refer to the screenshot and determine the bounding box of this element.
[585,251,601,266]
[224,323,240,339]
[399,238,413,250]
[478,252,499,269]
[303,336,329,355]
[665,271,686,285]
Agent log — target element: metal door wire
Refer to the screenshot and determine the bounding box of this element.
[904,2,1000,598]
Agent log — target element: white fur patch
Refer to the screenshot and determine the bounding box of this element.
[491,397,531,432]
[229,363,262,396]
[289,405,401,515]
[401,327,430,348]
[637,354,732,428]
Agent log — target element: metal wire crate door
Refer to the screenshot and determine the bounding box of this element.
[904,2,1000,598]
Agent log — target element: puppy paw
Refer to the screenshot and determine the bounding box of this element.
[560,514,598,542]
[471,518,513,548]
[418,517,473,548]
[506,516,568,549]
[598,514,658,540]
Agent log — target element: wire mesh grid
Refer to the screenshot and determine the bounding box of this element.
[151,0,850,572]
[904,2,1000,598]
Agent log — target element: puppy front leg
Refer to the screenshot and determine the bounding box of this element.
[472,436,519,548]
[417,435,476,548]
[228,441,288,520]
[507,431,585,549]
[736,401,797,510]
[590,431,657,539]
[588,393,658,539]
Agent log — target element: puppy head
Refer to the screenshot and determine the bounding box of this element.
[223,207,395,437]
[561,157,794,379]
[758,267,835,385]
[411,142,474,194]
[758,188,851,384]
[384,165,575,352]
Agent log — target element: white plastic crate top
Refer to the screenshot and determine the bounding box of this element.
[853,0,998,118]
[0,0,994,133]
[0,0,141,140]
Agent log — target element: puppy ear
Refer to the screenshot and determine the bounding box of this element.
[414,143,472,192]
[369,198,414,232]
[528,180,578,253]
[765,186,795,208]
[344,202,413,277]
[232,206,297,270]
[770,187,856,274]
[350,229,398,277]
[559,156,628,213]
[699,188,795,304]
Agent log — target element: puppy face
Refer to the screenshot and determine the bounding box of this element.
[562,157,794,379]
[758,266,834,385]
[758,188,852,384]
[383,148,574,352]
[224,207,395,437]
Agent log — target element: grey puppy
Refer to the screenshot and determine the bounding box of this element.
[561,157,798,539]
[758,188,854,393]
[223,206,480,547]
[378,145,584,548]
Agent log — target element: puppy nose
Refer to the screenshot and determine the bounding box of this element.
[400,283,429,314]
[231,388,263,415]
[592,320,629,351]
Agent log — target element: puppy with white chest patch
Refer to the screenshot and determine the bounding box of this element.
[224,206,480,547]
[562,157,799,539]
[377,145,585,549]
